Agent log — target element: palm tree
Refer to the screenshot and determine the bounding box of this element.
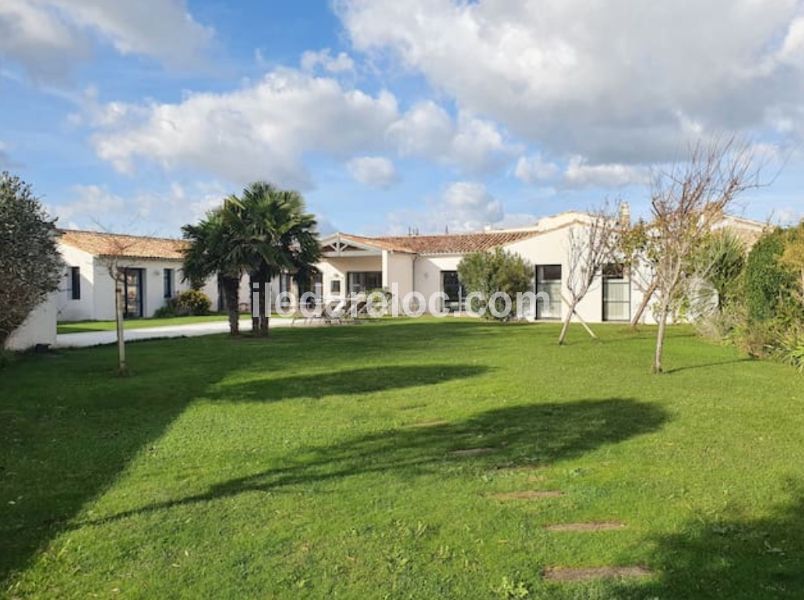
[221,182,321,336]
[181,208,244,336]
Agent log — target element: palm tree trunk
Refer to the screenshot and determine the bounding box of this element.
[223,277,239,336]
[253,276,268,337]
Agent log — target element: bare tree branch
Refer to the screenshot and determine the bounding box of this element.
[649,136,764,372]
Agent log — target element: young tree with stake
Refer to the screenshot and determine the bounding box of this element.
[558,205,619,345]
[649,137,761,373]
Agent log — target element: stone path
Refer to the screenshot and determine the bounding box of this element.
[483,461,653,584]
[543,566,653,582]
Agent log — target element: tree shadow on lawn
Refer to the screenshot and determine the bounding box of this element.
[664,357,754,374]
[74,398,669,528]
[612,490,804,599]
[0,355,487,586]
[209,364,491,402]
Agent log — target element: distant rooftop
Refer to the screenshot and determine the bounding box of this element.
[59,229,187,260]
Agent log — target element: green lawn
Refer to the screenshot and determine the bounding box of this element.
[2,320,802,598]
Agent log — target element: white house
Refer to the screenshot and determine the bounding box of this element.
[56,229,254,322]
[316,210,766,324]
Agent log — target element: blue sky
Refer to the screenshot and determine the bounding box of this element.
[1,0,803,238]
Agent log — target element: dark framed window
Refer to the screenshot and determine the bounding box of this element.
[347,271,382,295]
[330,279,341,295]
[535,264,562,319]
[123,268,144,318]
[441,271,466,312]
[70,266,81,300]
[602,263,630,321]
[163,268,174,298]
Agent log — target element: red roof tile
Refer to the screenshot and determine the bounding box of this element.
[59,229,187,260]
[338,230,543,254]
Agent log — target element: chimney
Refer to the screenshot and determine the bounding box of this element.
[618,201,631,227]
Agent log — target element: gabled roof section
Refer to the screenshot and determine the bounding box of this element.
[324,229,550,255]
[59,229,188,260]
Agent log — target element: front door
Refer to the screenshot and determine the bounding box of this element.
[441,271,464,312]
[124,268,144,318]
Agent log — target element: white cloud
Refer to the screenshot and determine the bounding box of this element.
[301,48,355,73]
[48,181,228,235]
[347,156,397,188]
[442,181,503,228]
[88,66,520,187]
[514,154,560,184]
[49,184,126,228]
[338,0,804,163]
[0,0,212,81]
[389,181,511,233]
[91,69,399,189]
[563,156,648,188]
[387,101,516,173]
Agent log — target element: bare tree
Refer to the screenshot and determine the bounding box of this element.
[558,204,619,345]
[649,137,761,373]
[98,235,142,376]
[617,219,659,328]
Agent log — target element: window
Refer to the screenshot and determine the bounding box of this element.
[441,271,466,312]
[70,266,81,300]
[163,268,174,298]
[347,271,382,295]
[123,268,144,318]
[602,263,630,321]
[535,265,562,319]
[330,279,341,295]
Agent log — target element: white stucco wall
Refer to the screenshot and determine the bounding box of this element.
[56,244,96,321]
[383,251,414,311]
[413,255,462,313]
[56,241,278,321]
[85,258,191,320]
[317,255,383,301]
[506,224,603,322]
[5,293,58,351]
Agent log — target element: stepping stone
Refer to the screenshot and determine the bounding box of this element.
[543,566,653,582]
[404,420,449,428]
[545,521,626,532]
[491,490,563,501]
[450,447,496,457]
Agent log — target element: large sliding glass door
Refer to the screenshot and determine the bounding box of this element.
[602,263,630,321]
[123,268,144,318]
[347,271,382,295]
[535,265,562,319]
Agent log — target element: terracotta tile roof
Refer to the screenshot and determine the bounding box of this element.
[339,230,543,254]
[58,229,187,260]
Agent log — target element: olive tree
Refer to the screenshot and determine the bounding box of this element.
[0,172,62,348]
[457,248,532,320]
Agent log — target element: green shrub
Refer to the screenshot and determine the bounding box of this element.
[457,248,532,320]
[775,327,804,372]
[174,289,211,316]
[153,300,178,318]
[696,230,746,311]
[743,228,797,322]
